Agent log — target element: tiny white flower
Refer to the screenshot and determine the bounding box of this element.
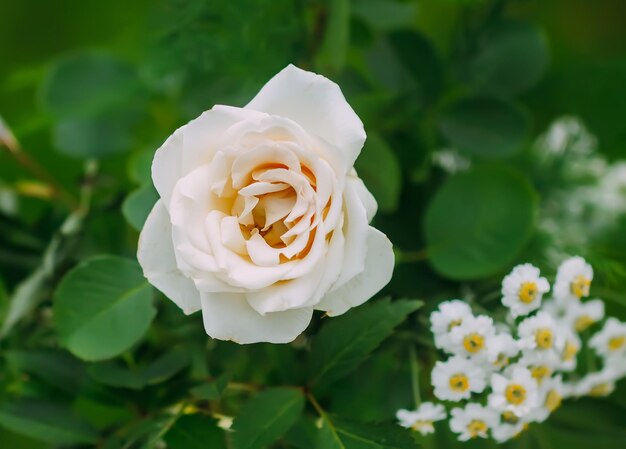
[558,327,581,372]
[432,356,487,401]
[562,299,605,333]
[501,264,550,317]
[488,365,539,417]
[527,375,564,423]
[448,315,496,360]
[430,300,473,352]
[605,354,626,379]
[396,402,446,435]
[449,403,499,441]
[492,414,527,443]
[486,332,520,370]
[517,351,560,385]
[517,311,565,357]
[553,256,593,303]
[574,369,617,398]
[589,318,626,359]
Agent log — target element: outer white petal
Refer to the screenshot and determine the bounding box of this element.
[316,227,394,316]
[348,173,377,223]
[200,292,313,344]
[137,200,201,314]
[245,64,366,168]
[152,105,266,208]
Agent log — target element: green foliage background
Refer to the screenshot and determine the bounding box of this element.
[1,0,626,448]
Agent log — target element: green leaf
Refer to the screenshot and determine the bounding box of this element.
[424,165,538,280]
[231,387,305,449]
[129,150,155,185]
[0,268,47,339]
[315,0,350,74]
[189,373,230,400]
[468,20,549,97]
[437,97,530,157]
[122,184,159,231]
[41,52,138,118]
[88,361,145,389]
[0,400,98,445]
[352,0,417,32]
[53,255,156,361]
[355,134,402,213]
[142,348,190,385]
[308,299,422,391]
[317,417,420,449]
[387,30,444,104]
[164,415,227,449]
[52,113,136,158]
[5,350,86,394]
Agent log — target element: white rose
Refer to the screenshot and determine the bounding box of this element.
[137,65,394,344]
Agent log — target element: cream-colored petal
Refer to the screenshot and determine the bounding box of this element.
[245,65,365,168]
[200,292,313,344]
[316,227,394,316]
[137,200,201,314]
[152,105,265,208]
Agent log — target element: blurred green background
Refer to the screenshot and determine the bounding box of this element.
[1,0,626,448]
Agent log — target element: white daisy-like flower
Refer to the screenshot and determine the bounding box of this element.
[574,369,617,398]
[448,315,496,360]
[449,403,499,441]
[430,300,473,352]
[517,351,560,385]
[432,356,487,401]
[527,375,564,423]
[501,264,550,317]
[492,413,528,443]
[605,354,626,379]
[517,311,565,357]
[589,318,626,359]
[562,299,605,333]
[486,332,520,370]
[558,327,581,372]
[488,365,539,417]
[396,402,446,435]
[553,256,593,303]
[541,298,564,319]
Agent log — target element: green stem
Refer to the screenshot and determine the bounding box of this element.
[409,345,421,408]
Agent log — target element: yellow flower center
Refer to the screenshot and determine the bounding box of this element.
[411,421,434,433]
[571,275,591,298]
[448,319,462,331]
[502,411,519,424]
[518,281,539,304]
[535,328,554,350]
[467,420,488,438]
[463,333,485,353]
[562,340,578,361]
[449,374,470,392]
[589,383,612,397]
[608,335,625,352]
[530,366,552,384]
[545,389,562,412]
[493,353,509,368]
[575,315,595,332]
[505,384,527,405]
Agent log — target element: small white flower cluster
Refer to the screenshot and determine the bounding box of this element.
[396,256,626,442]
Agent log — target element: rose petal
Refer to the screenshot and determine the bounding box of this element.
[348,173,377,223]
[200,292,313,344]
[152,105,265,208]
[137,200,201,315]
[245,64,366,168]
[316,227,394,316]
[246,220,345,314]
